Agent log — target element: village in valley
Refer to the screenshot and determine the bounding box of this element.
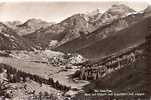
[0,2,151,100]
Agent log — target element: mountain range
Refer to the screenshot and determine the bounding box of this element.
[0,4,151,61]
[23,4,138,48]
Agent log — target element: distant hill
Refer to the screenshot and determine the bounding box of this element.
[4,21,22,29]
[5,18,53,36]
[0,22,36,50]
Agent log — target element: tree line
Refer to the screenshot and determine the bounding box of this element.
[0,63,71,92]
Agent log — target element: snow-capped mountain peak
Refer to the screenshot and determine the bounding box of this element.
[92,4,136,25]
[86,8,102,17]
[96,8,102,14]
[106,4,136,17]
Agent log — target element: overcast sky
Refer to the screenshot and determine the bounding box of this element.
[0,1,149,23]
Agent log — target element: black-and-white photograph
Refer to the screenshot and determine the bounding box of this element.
[0,0,151,100]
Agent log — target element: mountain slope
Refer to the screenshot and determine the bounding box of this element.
[84,58,146,92]
[92,4,135,27]
[55,16,149,62]
[56,14,94,46]
[0,22,36,50]
[24,4,136,49]
[77,17,148,60]
[23,14,95,49]
[54,12,144,53]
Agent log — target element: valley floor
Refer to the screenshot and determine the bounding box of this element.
[0,56,89,96]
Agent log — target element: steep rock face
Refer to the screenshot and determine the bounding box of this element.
[56,4,137,47]
[0,22,35,50]
[91,4,135,27]
[78,17,148,60]
[55,12,144,53]
[24,4,146,51]
[88,12,144,40]
[24,4,136,49]
[24,14,95,49]
[57,14,94,46]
